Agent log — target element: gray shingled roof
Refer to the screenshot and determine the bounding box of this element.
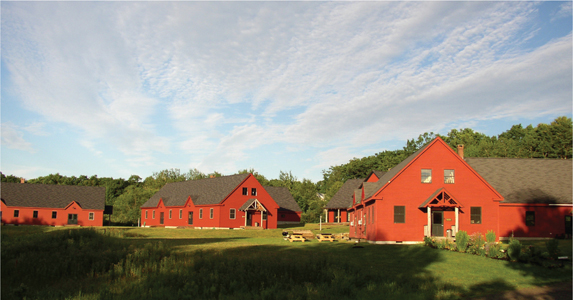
[141,174,250,208]
[366,170,387,181]
[264,186,301,212]
[1,183,105,210]
[466,158,572,204]
[325,178,365,209]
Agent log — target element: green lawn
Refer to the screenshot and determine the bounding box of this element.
[1,225,571,300]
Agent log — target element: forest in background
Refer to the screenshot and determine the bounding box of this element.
[2,116,571,224]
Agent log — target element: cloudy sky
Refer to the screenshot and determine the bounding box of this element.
[2,1,571,182]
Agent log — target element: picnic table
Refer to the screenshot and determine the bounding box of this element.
[288,234,307,242]
[316,233,336,242]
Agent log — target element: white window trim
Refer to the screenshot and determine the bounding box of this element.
[89,212,94,220]
[230,208,236,219]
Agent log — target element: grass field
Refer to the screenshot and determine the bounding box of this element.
[1,224,571,300]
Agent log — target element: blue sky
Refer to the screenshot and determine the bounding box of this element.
[1,1,572,183]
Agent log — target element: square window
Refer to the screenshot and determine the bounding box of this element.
[179,209,183,219]
[14,210,19,218]
[242,187,248,195]
[251,188,257,196]
[199,208,203,219]
[444,169,455,184]
[421,169,432,183]
[230,208,236,219]
[394,206,405,223]
[470,207,481,224]
[526,211,535,226]
[89,212,94,221]
[210,208,214,219]
[52,211,57,219]
[33,210,38,218]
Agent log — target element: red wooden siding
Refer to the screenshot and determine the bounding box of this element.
[1,201,104,226]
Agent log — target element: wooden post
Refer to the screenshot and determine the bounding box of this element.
[261,211,263,228]
[427,207,432,237]
[245,211,248,227]
[337,209,341,223]
[455,207,459,235]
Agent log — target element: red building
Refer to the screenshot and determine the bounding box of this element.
[346,137,572,243]
[325,171,386,223]
[1,182,106,226]
[140,174,301,229]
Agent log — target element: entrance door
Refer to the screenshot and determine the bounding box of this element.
[188,211,193,225]
[247,212,252,226]
[432,211,444,237]
[68,214,78,225]
[160,212,164,225]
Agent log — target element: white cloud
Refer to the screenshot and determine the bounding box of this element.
[1,123,35,153]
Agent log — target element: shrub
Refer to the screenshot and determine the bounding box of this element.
[468,233,485,256]
[486,230,496,243]
[423,236,433,247]
[508,239,522,261]
[545,239,560,260]
[486,242,501,258]
[455,231,469,253]
[437,239,446,250]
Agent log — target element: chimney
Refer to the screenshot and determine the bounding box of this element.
[457,145,465,159]
[20,178,25,184]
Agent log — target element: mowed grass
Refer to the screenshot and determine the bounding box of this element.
[1,225,571,300]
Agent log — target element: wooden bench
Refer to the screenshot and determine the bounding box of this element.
[316,233,336,242]
[292,230,315,240]
[288,234,307,242]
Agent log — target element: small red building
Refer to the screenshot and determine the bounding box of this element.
[347,137,572,243]
[325,171,386,223]
[1,182,106,226]
[140,174,301,229]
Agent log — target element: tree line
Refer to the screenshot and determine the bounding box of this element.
[2,116,570,224]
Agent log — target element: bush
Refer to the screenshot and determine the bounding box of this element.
[508,239,522,261]
[486,242,501,258]
[455,231,469,253]
[468,233,485,256]
[486,230,496,243]
[545,239,560,260]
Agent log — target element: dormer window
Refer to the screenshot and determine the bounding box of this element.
[444,170,455,184]
[421,169,432,183]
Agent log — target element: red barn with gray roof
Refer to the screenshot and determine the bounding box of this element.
[140,173,300,229]
[1,182,105,226]
[347,137,572,243]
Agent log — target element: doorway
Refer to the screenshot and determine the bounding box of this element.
[432,211,444,237]
[188,211,193,225]
[68,214,78,225]
[160,212,164,225]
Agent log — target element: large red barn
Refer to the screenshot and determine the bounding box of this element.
[140,173,301,229]
[1,182,106,226]
[345,137,572,243]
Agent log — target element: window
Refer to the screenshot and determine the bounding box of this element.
[199,209,203,219]
[242,187,248,195]
[33,210,38,218]
[14,210,19,218]
[153,210,155,219]
[230,208,236,219]
[145,210,148,219]
[52,211,57,219]
[263,211,267,221]
[169,209,172,219]
[470,207,481,224]
[444,169,455,184]
[210,208,214,219]
[394,206,405,223]
[89,212,94,221]
[179,209,183,219]
[251,188,257,196]
[526,211,535,226]
[421,169,432,183]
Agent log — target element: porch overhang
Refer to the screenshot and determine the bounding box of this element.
[239,198,267,212]
[419,188,463,209]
